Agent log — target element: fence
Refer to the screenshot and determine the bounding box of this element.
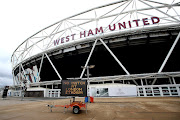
[45,89,61,98]
[9,84,180,97]
[12,90,22,97]
[137,84,180,97]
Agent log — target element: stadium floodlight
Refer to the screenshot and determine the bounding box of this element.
[81,65,95,102]
[81,65,95,69]
[89,65,95,69]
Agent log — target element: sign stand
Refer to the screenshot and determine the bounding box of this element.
[47,80,88,114]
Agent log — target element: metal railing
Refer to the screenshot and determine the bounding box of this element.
[137,84,180,97]
[45,89,61,98]
[9,84,180,98]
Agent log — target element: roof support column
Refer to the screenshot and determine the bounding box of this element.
[19,65,21,84]
[152,32,180,85]
[21,64,28,81]
[158,32,180,73]
[172,77,176,84]
[45,53,62,80]
[99,38,130,75]
[99,39,138,85]
[80,39,98,79]
[38,53,45,82]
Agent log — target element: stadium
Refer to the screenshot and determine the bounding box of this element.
[10,0,180,97]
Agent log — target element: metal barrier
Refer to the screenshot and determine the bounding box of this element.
[12,90,22,97]
[137,84,180,97]
[45,84,180,97]
[46,89,61,98]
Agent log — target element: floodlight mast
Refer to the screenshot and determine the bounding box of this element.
[81,65,95,102]
[21,78,27,101]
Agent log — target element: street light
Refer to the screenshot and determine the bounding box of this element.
[21,78,27,101]
[81,65,95,102]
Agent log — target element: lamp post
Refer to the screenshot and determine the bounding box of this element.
[81,65,95,102]
[21,79,27,101]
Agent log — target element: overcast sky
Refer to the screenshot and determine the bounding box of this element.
[0,0,114,87]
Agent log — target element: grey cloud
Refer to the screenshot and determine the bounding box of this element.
[0,77,13,88]
[0,48,13,87]
[0,72,12,79]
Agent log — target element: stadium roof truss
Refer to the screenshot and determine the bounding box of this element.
[11,0,180,86]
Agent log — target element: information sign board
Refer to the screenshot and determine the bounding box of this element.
[61,80,87,97]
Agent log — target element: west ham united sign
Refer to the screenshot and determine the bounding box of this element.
[61,80,87,97]
[54,17,160,46]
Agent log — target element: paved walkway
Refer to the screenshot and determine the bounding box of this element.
[0,97,180,120]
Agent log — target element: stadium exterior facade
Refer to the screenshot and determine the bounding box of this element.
[11,0,180,97]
